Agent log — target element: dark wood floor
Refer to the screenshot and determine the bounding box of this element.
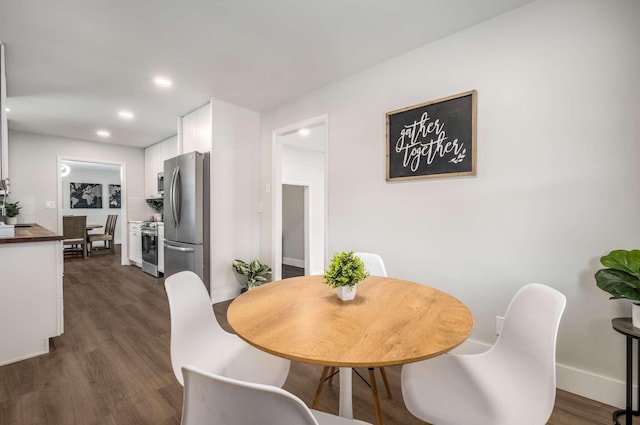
[0,247,625,424]
[282,263,305,279]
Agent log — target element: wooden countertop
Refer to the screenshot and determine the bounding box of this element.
[0,223,63,244]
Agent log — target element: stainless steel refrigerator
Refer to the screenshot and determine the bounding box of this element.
[163,151,210,293]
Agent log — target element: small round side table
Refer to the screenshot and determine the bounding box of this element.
[612,317,640,425]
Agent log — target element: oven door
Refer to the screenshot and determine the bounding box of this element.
[141,229,159,276]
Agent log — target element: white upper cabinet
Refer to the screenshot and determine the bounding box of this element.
[144,135,177,198]
[181,102,212,154]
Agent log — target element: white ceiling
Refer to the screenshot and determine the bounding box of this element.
[0,0,533,149]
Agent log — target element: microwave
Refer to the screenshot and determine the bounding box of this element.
[157,172,164,194]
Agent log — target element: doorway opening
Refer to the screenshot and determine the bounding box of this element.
[272,115,328,281]
[57,156,128,265]
[282,183,308,278]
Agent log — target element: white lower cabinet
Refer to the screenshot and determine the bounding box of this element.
[128,222,142,266]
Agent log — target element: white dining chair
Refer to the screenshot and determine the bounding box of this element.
[313,252,391,424]
[180,365,371,425]
[401,283,566,425]
[164,271,290,387]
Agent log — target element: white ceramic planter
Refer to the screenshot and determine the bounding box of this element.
[336,285,357,301]
[633,303,640,328]
[5,216,17,225]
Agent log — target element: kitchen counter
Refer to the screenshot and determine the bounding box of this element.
[0,224,64,366]
[0,223,63,244]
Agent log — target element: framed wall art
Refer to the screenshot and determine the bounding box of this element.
[386,90,477,181]
[70,182,103,209]
[109,184,121,209]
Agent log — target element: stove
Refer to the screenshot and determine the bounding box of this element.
[141,221,161,277]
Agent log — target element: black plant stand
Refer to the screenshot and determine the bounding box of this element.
[612,318,640,425]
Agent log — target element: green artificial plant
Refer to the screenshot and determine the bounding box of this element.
[323,251,369,288]
[232,259,272,291]
[4,201,21,218]
[595,249,640,302]
[145,198,163,213]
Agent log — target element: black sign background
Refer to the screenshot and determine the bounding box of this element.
[386,91,476,181]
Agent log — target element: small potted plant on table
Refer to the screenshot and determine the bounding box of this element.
[232,259,272,292]
[323,251,369,301]
[595,249,640,327]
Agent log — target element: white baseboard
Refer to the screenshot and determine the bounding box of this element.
[0,341,49,367]
[452,339,626,409]
[556,362,626,409]
[283,257,304,268]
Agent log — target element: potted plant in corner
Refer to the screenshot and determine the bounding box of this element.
[232,259,272,292]
[4,201,21,224]
[595,249,640,327]
[323,251,369,301]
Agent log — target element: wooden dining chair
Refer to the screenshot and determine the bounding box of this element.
[88,214,118,256]
[63,215,87,258]
[313,252,392,425]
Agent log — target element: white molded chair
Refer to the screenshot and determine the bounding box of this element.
[164,271,290,387]
[354,252,387,277]
[313,252,391,424]
[181,365,371,425]
[401,283,567,425]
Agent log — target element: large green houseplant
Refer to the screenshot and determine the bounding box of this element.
[595,249,640,327]
[232,259,272,292]
[323,251,369,301]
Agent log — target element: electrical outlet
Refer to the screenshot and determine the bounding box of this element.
[45,201,55,209]
[495,316,505,336]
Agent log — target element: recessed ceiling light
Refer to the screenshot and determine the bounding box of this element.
[60,164,71,177]
[4,107,9,112]
[118,110,134,120]
[154,77,172,88]
[96,130,111,138]
[298,128,310,136]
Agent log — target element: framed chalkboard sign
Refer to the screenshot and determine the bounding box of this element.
[386,90,477,181]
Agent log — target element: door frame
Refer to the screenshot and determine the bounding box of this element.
[57,155,128,265]
[271,114,328,281]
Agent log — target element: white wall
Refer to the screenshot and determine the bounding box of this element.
[61,165,122,244]
[282,184,304,266]
[260,0,640,407]
[8,131,147,241]
[210,99,262,302]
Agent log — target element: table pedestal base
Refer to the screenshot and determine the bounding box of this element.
[339,367,353,418]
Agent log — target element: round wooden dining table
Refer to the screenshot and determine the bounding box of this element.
[227,275,473,423]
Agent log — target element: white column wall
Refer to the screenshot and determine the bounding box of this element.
[210,99,262,302]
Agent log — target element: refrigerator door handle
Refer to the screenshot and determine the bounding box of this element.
[164,240,195,253]
[171,166,180,226]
